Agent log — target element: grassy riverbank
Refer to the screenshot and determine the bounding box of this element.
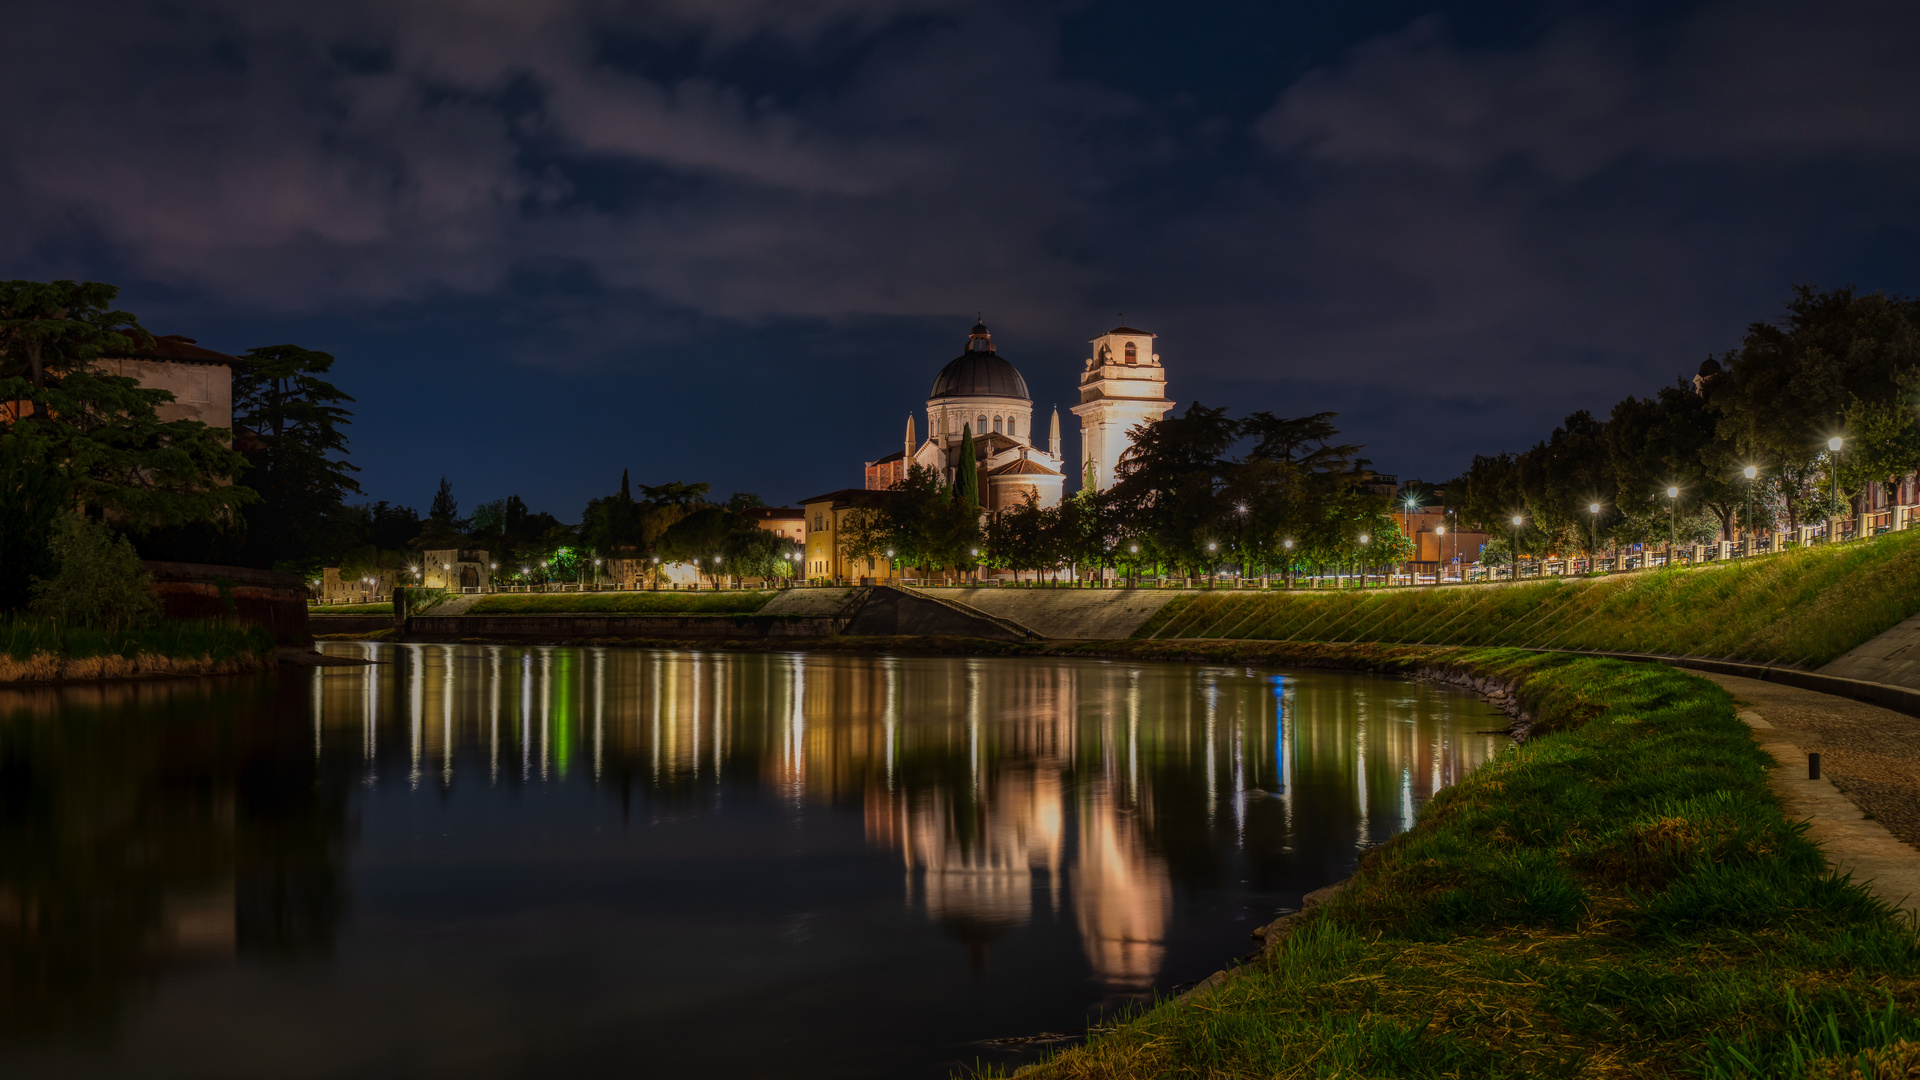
[1,618,275,683]
[1134,528,1920,667]
[463,591,775,615]
[975,644,1920,1079]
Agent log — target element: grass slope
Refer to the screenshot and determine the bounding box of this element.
[1132,529,1920,667]
[988,646,1920,1080]
[460,592,776,615]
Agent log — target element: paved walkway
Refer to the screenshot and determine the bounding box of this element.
[1697,672,1920,915]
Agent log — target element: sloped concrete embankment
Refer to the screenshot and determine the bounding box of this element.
[843,585,1037,641]
[909,587,1183,639]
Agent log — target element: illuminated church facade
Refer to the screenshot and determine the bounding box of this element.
[863,321,1174,512]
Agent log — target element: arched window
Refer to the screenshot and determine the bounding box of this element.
[1124,342,1137,364]
[1007,416,1018,437]
[976,413,987,432]
[993,416,1003,434]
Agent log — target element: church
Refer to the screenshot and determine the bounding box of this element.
[862,320,1175,511]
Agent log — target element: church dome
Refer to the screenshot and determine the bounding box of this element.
[929,321,1031,401]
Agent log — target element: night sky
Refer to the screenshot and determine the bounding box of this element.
[5,0,1917,517]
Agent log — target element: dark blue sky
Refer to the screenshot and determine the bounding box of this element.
[5,0,1917,517]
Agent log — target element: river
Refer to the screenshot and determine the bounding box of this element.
[0,645,1504,1078]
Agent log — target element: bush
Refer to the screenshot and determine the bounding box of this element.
[29,515,161,632]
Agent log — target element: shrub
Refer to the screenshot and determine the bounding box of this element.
[29,515,161,632]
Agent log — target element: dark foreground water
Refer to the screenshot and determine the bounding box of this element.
[0,646,1504,1079]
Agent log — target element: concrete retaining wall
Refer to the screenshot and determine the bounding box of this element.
[309,614,393,636]
[404,613,842,640]
[144,561,311,643]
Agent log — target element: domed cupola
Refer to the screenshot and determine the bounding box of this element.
[929,321,1030,401]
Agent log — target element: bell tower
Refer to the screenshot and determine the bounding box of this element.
[1070,323,1174,491]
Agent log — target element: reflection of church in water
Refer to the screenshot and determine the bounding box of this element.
[864,321,1177,511]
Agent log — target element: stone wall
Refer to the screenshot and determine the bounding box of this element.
[143,562,311,643]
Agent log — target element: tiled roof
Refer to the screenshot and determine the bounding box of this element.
[988,459,1061,477]
[111,334,241,366]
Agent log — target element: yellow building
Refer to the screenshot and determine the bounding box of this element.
[800,488,907,583]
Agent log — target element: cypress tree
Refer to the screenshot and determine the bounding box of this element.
[956,424,980,514]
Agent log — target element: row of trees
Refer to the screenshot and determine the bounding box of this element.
[1453,287,1920,559]
[338,473,802,589]
[837,410,1416,581]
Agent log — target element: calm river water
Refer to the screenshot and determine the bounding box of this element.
[0,645,1504,1079]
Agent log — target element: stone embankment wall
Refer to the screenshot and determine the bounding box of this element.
[403,613,842,640]
[144,561,311,643]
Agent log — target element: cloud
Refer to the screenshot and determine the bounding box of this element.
[2,0,1918,487]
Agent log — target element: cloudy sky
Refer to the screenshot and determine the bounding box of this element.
[5,0,1917,515]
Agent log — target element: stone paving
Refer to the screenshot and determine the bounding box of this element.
[1698,671,1920,915]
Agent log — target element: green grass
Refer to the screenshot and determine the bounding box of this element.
[982,645,1920,1080]
[1132,529,1920,667]
[462,591,777,615]
[2,616,274,662]
[308,602,393,614]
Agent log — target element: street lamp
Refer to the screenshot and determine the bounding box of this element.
[1358,533,1370,588]
[1433,525,1445,584]
[1666,486,1680,553]
[1509,515,1524,581]
[1282,538,1294,589]
[1828,436,1844,533]
[1587,502,1602,571]
[1742,466,1758,545]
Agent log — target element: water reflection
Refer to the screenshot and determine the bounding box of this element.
[0,647,1500,1078]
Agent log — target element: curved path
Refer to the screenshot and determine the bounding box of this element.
[1696,671,1920,916]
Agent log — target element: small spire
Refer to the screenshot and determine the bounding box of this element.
[1048,407,1060,458]
[905,414,916,463]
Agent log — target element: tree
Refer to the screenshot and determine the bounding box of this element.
[1713,286,1920,526]
[413,477,467,551]
[954,424,980,515]
[231,343,361,572]
[1109,403,1240,577]
[1840,375,1920,513]
[0,280,251,588]
[658,507,742,587]
[0,280,141,403]
[30,515,162,632]
[0,445,71,610]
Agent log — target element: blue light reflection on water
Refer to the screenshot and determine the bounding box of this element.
[0,646,1503,1079]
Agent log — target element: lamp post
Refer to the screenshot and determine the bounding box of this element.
[971,548,980,585]
[1665,486,1679,559]
[1358,533,1370,588]
[1207,540,1218,588]
[1509,516,1523,581]
[1128,543,1139,588]
[1828,436,1844,538]
[1587,503,1601,572]
[1282,538,1294,589]
[1432,526,1444,584]
[1742,466,1758,548]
